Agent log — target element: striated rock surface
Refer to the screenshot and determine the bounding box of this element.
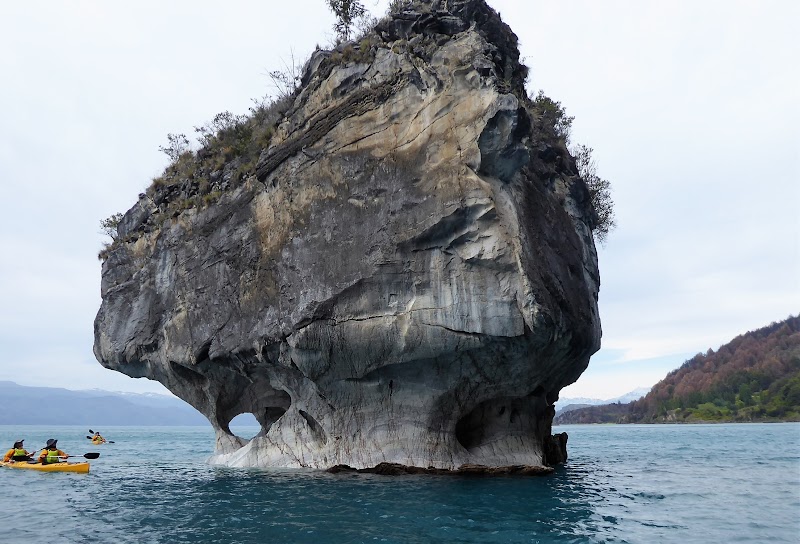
[94,0,601,470]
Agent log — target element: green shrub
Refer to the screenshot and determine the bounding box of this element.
[99,213,124,241]
[530,90,616,245]
[571,144,617,245]
[531,90,574,144]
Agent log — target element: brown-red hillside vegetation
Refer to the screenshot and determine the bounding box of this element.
[557,315,800,424]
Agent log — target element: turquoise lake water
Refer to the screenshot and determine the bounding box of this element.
[1,423,798,543]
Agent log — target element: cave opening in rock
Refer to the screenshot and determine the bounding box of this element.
[229,412,261,440]
[455,395,542,453]
[229,412,260,426]
[227,392,291,441]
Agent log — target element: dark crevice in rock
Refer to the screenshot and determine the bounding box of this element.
[169,361,208,387]
[194,339,212,364]
[400,203,492,252]
[299,409,327,445]
[421,322,486,338]
[543,432,568,466]
[478,106,531,182]
[262,406,289,431]
[454,393,545,452]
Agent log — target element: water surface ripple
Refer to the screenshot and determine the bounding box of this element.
[1,423,797,543]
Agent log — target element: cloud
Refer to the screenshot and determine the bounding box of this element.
[560,353,687,400]
[0,343,168,394]
[0,0,797,399]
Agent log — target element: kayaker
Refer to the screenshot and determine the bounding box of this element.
[91,432,106,445]
[38,439,69,464]
[3,439,33,462]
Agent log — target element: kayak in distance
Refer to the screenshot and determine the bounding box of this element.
[1,461,90,473]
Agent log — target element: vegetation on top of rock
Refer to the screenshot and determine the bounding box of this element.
[146,96,286,201]
[530,91,574,143]
[572,144,616,245]
[266,50,305,101]
[98,0,616,259]
[98,212,124,258]
[529,91,616,245]
[158,133,191,162]
[556,315,800,424]
[97,91,294,260]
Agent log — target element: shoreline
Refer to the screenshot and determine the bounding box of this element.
[326,462,554,476]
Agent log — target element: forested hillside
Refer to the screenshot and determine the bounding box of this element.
[557,315,800,424]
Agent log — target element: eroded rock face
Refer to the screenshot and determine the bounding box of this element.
[94,0,601,469]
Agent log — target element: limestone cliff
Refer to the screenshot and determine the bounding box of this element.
[94,0,601,470]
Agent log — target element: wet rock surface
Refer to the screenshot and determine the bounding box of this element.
[327,462,554,476]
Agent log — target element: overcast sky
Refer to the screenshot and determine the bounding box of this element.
[0,0,797,400]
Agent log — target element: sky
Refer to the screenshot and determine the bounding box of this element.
[0,0,797,400]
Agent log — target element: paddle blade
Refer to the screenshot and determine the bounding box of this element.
[89,429,94,434]
[83,453,100,459]
[86,436,93,440]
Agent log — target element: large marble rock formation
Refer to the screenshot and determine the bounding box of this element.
[94,0,601,470]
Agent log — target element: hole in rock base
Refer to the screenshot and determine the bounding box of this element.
[229,412,260,440]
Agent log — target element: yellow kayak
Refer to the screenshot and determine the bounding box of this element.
[1,461,90,473]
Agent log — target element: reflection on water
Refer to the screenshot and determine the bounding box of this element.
[1,424,798,543]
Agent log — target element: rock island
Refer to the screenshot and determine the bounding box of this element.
[94,0,602,471]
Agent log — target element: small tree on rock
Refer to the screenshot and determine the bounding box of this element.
[266,49,304,101]
[326,0,366,42]
[100,212,123,241]
[531,90,574,145]
[158,133,190,162]
[572,144,617,245]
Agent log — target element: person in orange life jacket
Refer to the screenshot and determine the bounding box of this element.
[3,439,33,462]
[91,432,106,444]
[38,439,69,464]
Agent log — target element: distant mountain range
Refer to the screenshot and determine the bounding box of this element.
[1,379,647,428]
[2,377,654,428]
[556,315,800,424]
[0,381,211,426]
[555,387,651,417]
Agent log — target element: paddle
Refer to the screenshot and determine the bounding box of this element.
[25,452,99,464]
[21,446,45,463]
[59,453,100,460]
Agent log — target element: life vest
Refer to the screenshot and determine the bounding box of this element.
[11,448,28,461]
[45,449,62,464]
